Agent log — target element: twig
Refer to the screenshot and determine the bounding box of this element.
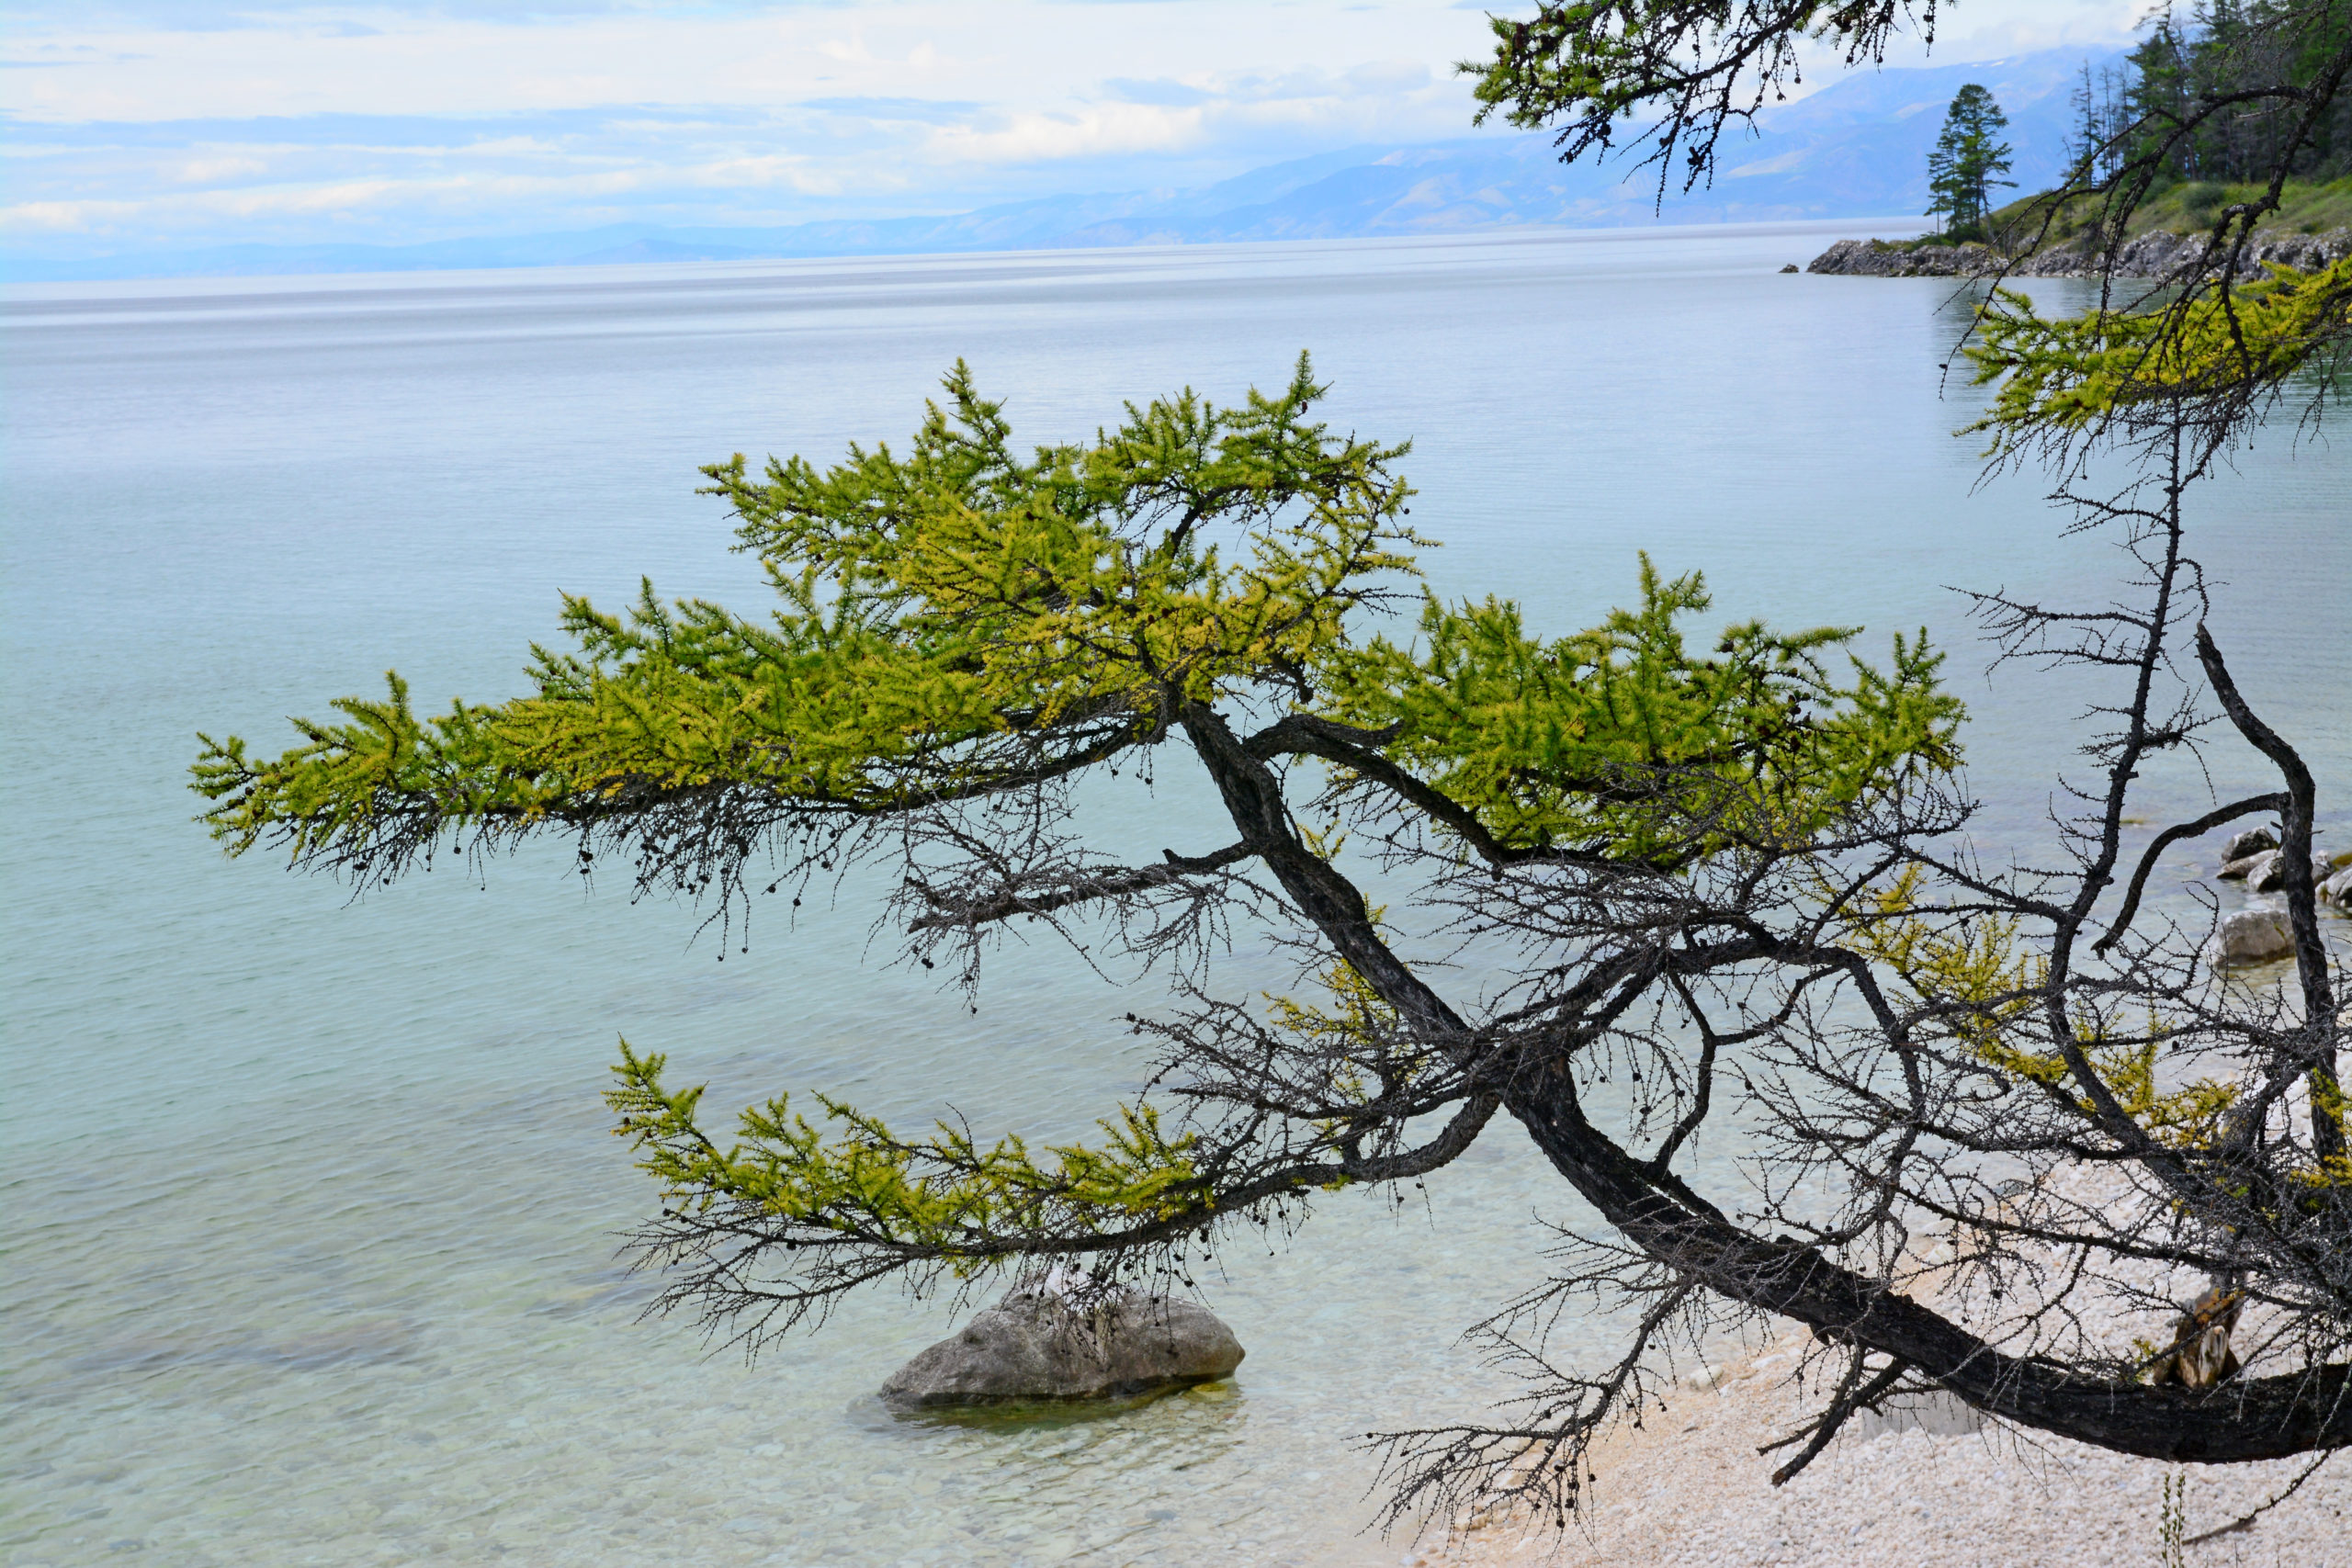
[2183,1447,2338,1546]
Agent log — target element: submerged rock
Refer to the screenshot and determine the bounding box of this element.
[880,1282,1244,1407]
[2211,908,2294,968]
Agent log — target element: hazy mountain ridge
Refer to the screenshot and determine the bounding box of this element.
[6,49,2112,283]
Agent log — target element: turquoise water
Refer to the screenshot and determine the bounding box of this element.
[3,224,2346,1567]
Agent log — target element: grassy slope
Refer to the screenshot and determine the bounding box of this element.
[1895,176,2352,250]
[2103,175,2352,235]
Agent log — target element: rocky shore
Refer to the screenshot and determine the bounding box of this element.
[2204,827,2352,967]
[1807,223,2352,278]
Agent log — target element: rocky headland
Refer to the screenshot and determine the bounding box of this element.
[1807,224,2352,279]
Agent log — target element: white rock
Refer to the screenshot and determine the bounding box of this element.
[2211,908,2293,967]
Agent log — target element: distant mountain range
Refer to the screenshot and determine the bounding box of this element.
[6,48,2113,283]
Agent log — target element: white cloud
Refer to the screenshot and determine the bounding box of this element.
[0,4,1488,123]
[0,0,2153,255]
[1927,0,2146,61]
[926,102,1208,166]
[0,152,847,235]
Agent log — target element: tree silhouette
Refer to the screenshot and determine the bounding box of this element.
[1927,83,2016,239]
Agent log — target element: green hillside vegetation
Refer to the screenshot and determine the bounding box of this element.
[2108,174,2352,232]
[1886,2,2352,255]
[1883,175,2352,253]
[1997,175,2352,244]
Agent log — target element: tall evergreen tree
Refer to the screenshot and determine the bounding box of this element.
[2066,61,2132,186]
[1925,83,2016,238]
[2127,10,2199,179]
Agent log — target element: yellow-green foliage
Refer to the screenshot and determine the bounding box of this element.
[195,357,1973,1250]
[1850,871,2238,1150]
[1322,558,1962,863]
[1265,945,1401,1062]
[194,355,1422,857]
[1849,870,2041,1058]
[606,1042,1204,1268]
[1966,255,2352,447]
[1263,923,1430,1176]
[195,360,1963,874]
[2294,1077,2352,1189]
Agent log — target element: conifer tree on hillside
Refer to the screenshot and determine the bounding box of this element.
[2041,3,2350,190]
[2066,61,2133,188]
[1926,83,2016,239]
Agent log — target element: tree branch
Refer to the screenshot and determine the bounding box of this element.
[2096,793,2290,954]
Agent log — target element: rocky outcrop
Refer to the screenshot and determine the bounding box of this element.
[879,1280,1244,1407]
[2220,827,2278,863]
[2226,850,2339,894]
[1807,225,2352,279]
[1806,238,2010,277]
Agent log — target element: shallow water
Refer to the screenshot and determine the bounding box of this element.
[3,223,2346,1567]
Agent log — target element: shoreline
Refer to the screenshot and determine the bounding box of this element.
[1806,224,2352,279]
[1408,1331,2349,1568]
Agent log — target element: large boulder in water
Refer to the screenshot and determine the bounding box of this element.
[879,1281,1244,1407]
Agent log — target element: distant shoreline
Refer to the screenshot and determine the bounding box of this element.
[1,217,1914,296]
[1806,224,2352,279]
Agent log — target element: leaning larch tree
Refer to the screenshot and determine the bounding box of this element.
[198,0,2348,1539]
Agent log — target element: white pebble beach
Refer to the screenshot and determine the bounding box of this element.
[1415,1335,2348,1568]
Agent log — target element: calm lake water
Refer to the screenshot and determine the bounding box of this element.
[3,223,2346,1567]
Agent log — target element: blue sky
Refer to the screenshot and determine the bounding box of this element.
[3,2,2146,256]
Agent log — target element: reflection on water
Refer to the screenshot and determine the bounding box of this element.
[881,1388,1213,1433]
[3,224,2346,1565]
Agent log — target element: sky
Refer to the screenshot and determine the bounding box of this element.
[2,1,2150,257]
